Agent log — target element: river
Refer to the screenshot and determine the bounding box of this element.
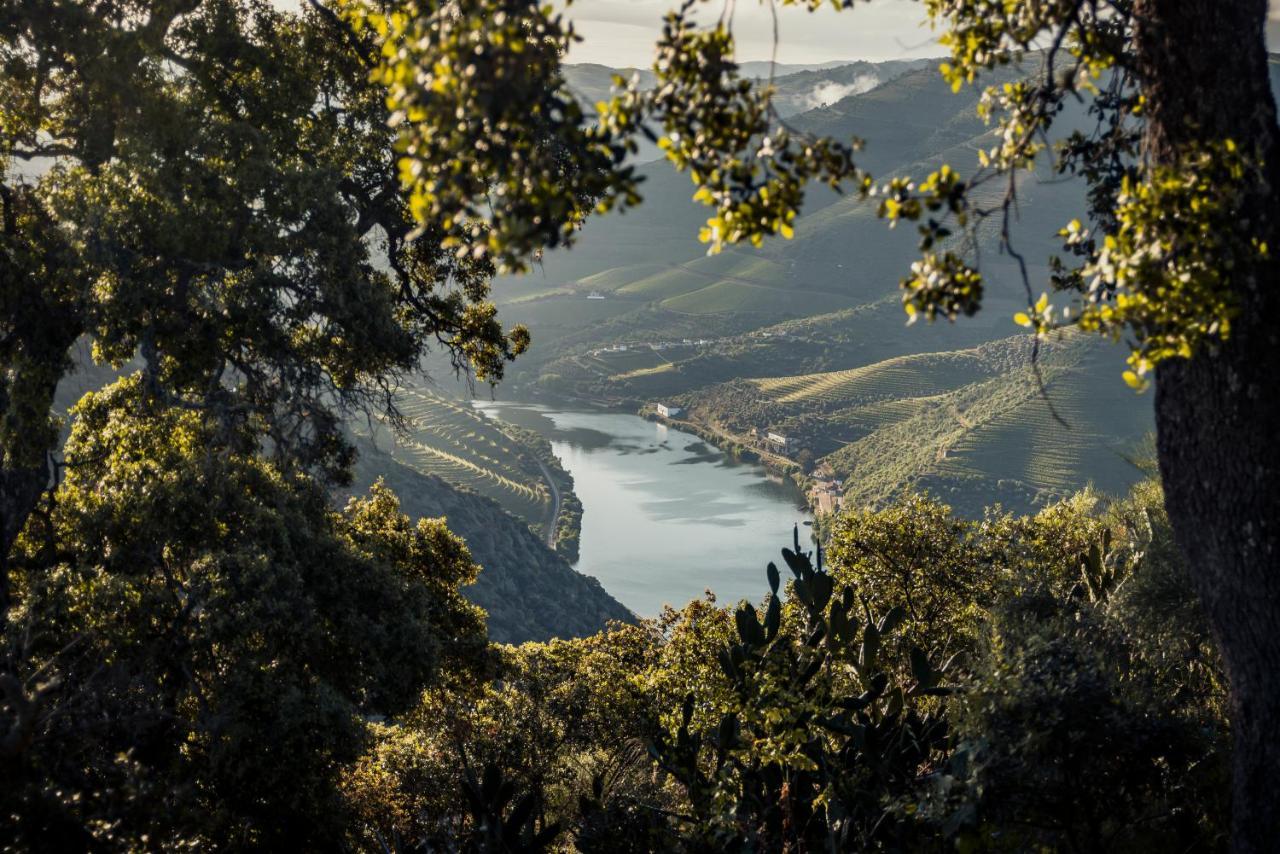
[472,401,812,617]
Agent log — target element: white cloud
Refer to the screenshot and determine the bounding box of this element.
[797,74,882,110]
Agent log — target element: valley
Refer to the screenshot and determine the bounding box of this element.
[467,57,1158,521]
[365,51,1280,621]
[335,53,1194,633]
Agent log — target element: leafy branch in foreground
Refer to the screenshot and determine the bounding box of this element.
[651,527,954,850]
[345,0,643,273]
[363,0,1266,390]
[599,2,868,254]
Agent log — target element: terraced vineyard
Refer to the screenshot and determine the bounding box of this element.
[678,331,1151,516]
[833,396,942,432]
[818,334,1150,514]
[751,338,1032,409]
[585,348,672,375]
[661,281,855,316]
[932,341,1153,499]
[615,267,711,301]
[369,387,574,542]
[754,353,979,407]
[575,263,669,292]
[688,250,790,283]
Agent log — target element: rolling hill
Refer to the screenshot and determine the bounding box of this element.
[679,332,1150,515]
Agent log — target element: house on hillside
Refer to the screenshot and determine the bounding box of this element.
[808,479,844,516]
[813,489,844,516]
[656,403,683,418]
[587,291,606,299]
[767,432,792,453]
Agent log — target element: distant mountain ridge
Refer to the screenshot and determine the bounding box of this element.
[563,57,933,119]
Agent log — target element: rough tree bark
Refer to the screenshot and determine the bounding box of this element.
[1137,1,1280,849]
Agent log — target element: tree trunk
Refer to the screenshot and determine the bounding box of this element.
[1136,1,1280,850]
[0,186,84,640]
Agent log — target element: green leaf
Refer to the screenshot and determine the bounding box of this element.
[764,594,780,641]
[860,623,881,671]
[717,713,738,749]
[810,572,833,612]
[910,646,934,689]
[882,687,904,719]
[829,605,851,646]
[878,605,907,635]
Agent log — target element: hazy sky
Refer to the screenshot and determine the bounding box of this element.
[563,0,942,66]
[565,0,1280,67]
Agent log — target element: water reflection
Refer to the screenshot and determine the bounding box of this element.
[473,400,811,616]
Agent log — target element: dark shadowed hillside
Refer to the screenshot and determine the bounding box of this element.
[346,440,633,643]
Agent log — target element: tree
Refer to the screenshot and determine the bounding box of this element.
[0,0,551,775]
[328,484,1226,851]
[365,1,1280,846]
[0,0,534,615]
[3,377,490,846]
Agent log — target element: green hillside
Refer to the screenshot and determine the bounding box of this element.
[751,346,1003,407]
[818,335,1150,514]
[495,57,1074,385]
[666,331,1150,515]
[661,280,857,316]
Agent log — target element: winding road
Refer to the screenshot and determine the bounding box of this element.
[534,457,562,549]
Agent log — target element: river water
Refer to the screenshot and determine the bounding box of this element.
[472,401,812,617]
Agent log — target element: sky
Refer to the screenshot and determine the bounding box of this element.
[562,0,942,66]
[564,0,1280,68]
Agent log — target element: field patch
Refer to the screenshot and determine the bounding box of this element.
[376,388,562,534]
[750,342,1019,408]
[616,267,711,301]
[661,281,855,315]
[575,263,670,292]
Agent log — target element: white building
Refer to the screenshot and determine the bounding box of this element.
[656,403,683,418]
[767,432,792,452]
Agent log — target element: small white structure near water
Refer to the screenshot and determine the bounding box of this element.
[767,432,792,452]
[656,403,684,418]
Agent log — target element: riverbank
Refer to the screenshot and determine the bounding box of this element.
[640,407,814,498]
[473,400,812,615]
